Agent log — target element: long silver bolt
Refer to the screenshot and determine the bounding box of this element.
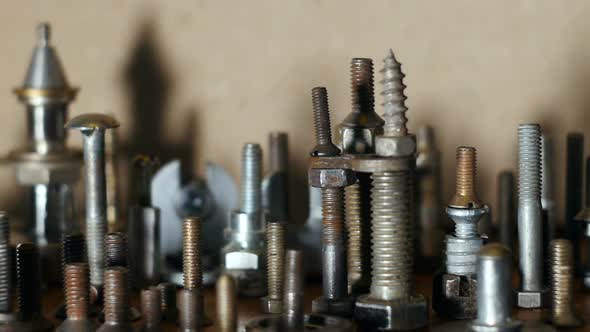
[471,243,522,331]
[261,220,285,314]
[139,287,163,332]
[516,123,547,308]
[56,263,97,332]
[216,274,237,332]
[66,113,119,290]
[549,239,582,328]
[97,267,131,332]
[241,143,262,215]
[0,214,12,319]
[282,250,304,332]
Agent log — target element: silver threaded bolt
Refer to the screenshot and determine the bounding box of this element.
[0,214,11,314]
[140,287,162,331]
[380,49,408,137]
[517,124,544,297]
[550,239,582,328]
[266,221,285,302]
[216,274,237,332]
[240,143,262,215]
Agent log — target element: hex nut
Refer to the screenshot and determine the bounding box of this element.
[308,168,356,188]
[375,134,416,158]
[516,289,548,309]
[224,251,263,270]
[354,293,429,331]
[260,297,282,314]
[311,296,355,318]
[432,271,477,320]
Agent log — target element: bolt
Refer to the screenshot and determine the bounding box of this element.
[265,132,289,222]
[549,239,582,328]
[498,172,516,251]
[351,58,375,115]
[104,232,127,268]
[261,220,285,314]
[310,87,340,157]
[16,243,52,331]
[65,113,119,290]
[157,283,178,323]
[449,147,482,209]
[470,243,522,332]
[516,123,547,308]
[56,263,97,332]
[0,214,12,322]
[63,233,86,266]
[269,132,288,174]
[139,287,163,332]
[282,250,304,332]
[216,274,237,332]
[97,267,132,332]
[345,181,372,295]
[241,143,262,215]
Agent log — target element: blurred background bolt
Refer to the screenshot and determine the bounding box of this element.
[97,267,131,332]
[157,283,178,323]
[216,274,237,332]
[56,263,97,332]
[549,239,582,328]
[261,220,284,314]
[139,287,163,332]
[0,213,13,323]
[498,171,516,252]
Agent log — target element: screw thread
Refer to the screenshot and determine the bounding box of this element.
[240,143,262,214]
[178,289,202,330]
[311,87,340,157]
[450,147,481,208]
[345,183,363,287]
[183,217,202,290]
[370,171,413,300]
[16,243,42,316]
[0,214,11,314]
[350,58,375,114]
[282,250,304,331]
[140,287,162,329]
[551,239,575,318]
[321,188,345,245]
[157,283,177,321]
[64,263,90,320]
[62,233,86,268]
[518,124,542,202]
[87,220,105,286]
[380,49,408,137]
[266,221,285,300]
[105,232,128,268]
[103,267,129,324]
[216,274,237,332]
[455,223,479,239]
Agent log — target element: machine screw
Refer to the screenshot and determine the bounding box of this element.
[470,243,522,332]
[516,123,547,308]
[309,87,354,317]
[241,143,262,215]
[216,274,237,332]
[97,267,132,332]
[157,283,178,323]
[549,239,582,328]
[104,232,127,268]
[56,263,97,332]
[261,220,285,314]
[66,113,119,290]
[139,287,163,332]
[498,172,516,251]
[449,147,482,209]
[0,214,13,323]
[282,250,304,332]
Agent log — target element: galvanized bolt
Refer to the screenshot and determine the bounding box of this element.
[216,274,237,332]
[157,283,177,323]
[261,220,285,314]
[470,243,522,332]
[241,143,262,215]
[549,239,582,328]
[282,250,304,332]
[97,267,132,332]
[56,263,97,332]
[516,123,547,308]
[139,287,163,332]
[66,113,119,290]
[0,214,12,322]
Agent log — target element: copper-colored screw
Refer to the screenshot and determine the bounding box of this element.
[64,263,90,320]
[98,267,131,331]
[182,217,202,290]
[449,147,482,208]
[139,287,162,332]
[550,239,582,328]
[216,273,237,332]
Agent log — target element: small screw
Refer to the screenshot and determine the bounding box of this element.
[282,250,304,332]
[261,220,285,314]
[139,287,163,332]
[310,87,340,157]
[449,146,482,208]
[104,232,127,268]
[549,239,582,328]
[216,274,237,332]
[97,267,131,332]
[56,263,97,332]
[157,283,177,323]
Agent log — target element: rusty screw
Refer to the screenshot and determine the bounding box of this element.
[139,287,163,332]
[216,274,237,332]
[97,267,131,332]
[56,263,97,332]
[550,239,582,328]
[310,87,340,157]
[105,232,127,268]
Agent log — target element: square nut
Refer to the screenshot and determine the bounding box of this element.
[355,294,428,331]
[308,168,356,188]
[375,134,416,157]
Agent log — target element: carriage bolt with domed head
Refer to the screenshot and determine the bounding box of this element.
[354,49,428,331]
[66,113,119,291]
[308,87,355,318]
[516,124,548,309]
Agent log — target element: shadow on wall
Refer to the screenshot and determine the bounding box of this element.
[122,18,197,197]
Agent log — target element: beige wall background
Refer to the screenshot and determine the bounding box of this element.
[0,0,589,226]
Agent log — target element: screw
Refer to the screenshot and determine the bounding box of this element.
[56,263,97,332]
[261,220,285,314]
[549,239,582,328]
[351,58,375,114]
[380,49,408,138]
[449,147,482,208]
[0,214,12,319]
[139,287,162,332]
[470,243,522,331]
[66,113,119,290]
[498,171,516,251]
[104,232,127,268]
[216,274,237,332]
[282,250,304,332]
[240,143,262,215]
[310,87,340,157]
[516,123,547,308]
[345,182,363,293]
[62,233,86,266]
[97,267,131,332]
[157,283,177,323]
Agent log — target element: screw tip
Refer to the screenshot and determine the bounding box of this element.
[37,22,50,46]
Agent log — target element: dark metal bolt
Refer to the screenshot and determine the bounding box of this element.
[139,287,163,332]
[498,171,515,251]
[157,283,177,323]
[0,214,12,316]
[97,267,131,332]
[62,233,86,267]
[282,250,304,332]
[56,263,97,332]
[350,58,375,115]
[310,87,340,157]
[133,154,160,206]
[565,133,584,276]
[104,232,127,268]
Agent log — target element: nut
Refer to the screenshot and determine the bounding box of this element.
[260,297,281,314]
[355,294,428,330]
[340,126,381,155]
[375,134,416,158]
[516,290,548,309]
[311,296,355,317]
[308,168,356,188]
[432,272,477,319]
